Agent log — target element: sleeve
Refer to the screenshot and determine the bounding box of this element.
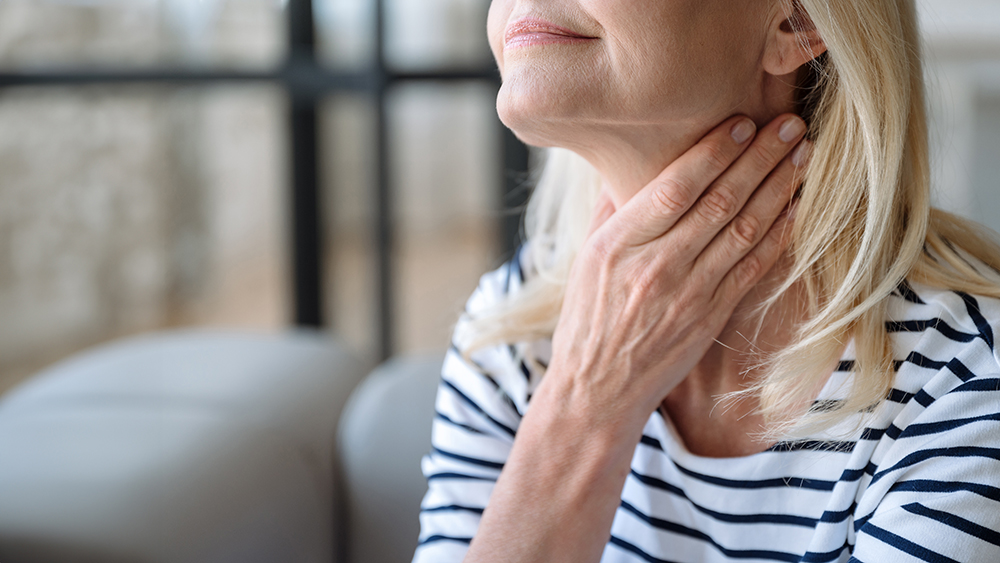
[411,269,526,563]
[848,369,1000,562]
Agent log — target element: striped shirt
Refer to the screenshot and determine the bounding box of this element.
[414,246,1000,563]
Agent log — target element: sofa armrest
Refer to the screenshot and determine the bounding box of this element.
[338,353,443,563]
[0,329,366,563]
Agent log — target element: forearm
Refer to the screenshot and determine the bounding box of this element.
[462,373,651,563]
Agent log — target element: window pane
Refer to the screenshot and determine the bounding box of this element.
[322,93,379,361]
[323,83,503,361]
[0,0,285,69]
[0,85,288,395]
[390,82,501,353]
[316,0,492,70]
[315,0,376,69]
[385,0,492,70]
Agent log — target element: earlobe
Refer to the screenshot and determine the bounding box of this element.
[763,4,828,77]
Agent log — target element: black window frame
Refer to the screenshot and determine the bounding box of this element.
[0,0,529,360]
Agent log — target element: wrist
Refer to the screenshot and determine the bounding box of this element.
[532,362,663,436]
[525,367,655,462]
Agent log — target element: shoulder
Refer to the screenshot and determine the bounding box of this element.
[446,244,545,419]
[461,243,534,318]
[887,279,1000,377]
[860,279,1000,482]
[844,281,1000,560]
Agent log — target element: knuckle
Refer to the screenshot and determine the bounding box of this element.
[650,180,692,216]
[749,139,786,165]
[735,254,763,286]
[633,267,662,296]
[729,215,761,251]
[700,143,733,172]
[698,185,739,223]
[587,234,616,261]
[684,280,712,304]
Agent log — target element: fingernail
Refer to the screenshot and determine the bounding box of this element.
[792,140,813,167]
[779,116,806,143]
[731,119,756,144]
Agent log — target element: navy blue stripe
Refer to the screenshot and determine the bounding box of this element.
[839,467,867,482]
[955,378,1000,393]
[902,502,1000,547]
[854,511,872,532]
[899,412,1000,439]
[672,460,837,491]
[640,434,664,450]
[418,534,472,546]
[890,479,1000,501]
[449,342,494,380]
[818,501,857,524]
[871,446,1000,486]
[426,472,497,482]
[886,388,915,403]
[898,351,947,372]
[448,349,520,418]
[619,501,802,562]
[629,470,818,527]
[896,280,926,304]
[860,427,885,441]
[421,504,484,515]
[440,378,517,437]
[837,360,856,372]
[861,522,961,562]
[435,412,486,435]
[519,360,532,382]
[432,447,505,470]
[887,318,978,342]
[512,244,525,283]
[944,358,977,382]
[767,440,856,453]
[958,291,994,350]
[913,389,935,407]
[608,535,682,563]
[810,399,844,413]
[800,541,852,562]
[863,424,902,441]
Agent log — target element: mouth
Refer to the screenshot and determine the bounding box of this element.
[504,18,597,49]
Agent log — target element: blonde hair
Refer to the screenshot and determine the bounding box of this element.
[466,0,1000,436]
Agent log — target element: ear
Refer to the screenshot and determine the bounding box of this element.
[763,1,827,77]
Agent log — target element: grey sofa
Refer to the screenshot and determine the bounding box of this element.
[0,330,442,563]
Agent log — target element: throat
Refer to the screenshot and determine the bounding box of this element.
[660,372,771,458]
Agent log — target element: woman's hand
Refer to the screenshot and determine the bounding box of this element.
[546,113,808,426]
[463,114,809,563]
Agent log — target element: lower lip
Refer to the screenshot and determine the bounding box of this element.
[505,32,595,49]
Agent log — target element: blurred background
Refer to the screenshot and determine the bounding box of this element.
[0,0,998,396]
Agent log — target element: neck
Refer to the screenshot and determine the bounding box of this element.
[571,70,800,207]
[661,259,809,456]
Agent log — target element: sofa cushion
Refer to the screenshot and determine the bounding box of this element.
[0,329,365,563]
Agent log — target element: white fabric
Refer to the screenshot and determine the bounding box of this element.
[414,249,1000,563]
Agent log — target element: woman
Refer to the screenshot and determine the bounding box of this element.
[415,0,1000,561]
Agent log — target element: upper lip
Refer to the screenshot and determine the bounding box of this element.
[504,17,596,44]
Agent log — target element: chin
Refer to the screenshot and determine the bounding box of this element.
[495,74,587,149]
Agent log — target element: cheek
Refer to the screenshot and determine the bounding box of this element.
[486,0,511,72]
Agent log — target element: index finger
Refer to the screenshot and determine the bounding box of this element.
[610,115,756,247]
